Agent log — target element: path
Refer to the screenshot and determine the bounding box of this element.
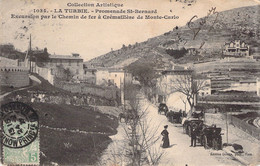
[100,94,243,166]
[140,98,241,166]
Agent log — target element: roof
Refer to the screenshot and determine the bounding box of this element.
[49,55,83,60]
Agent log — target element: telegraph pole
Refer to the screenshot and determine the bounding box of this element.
[226,111,229,144]
[124,69,126,111]
[29,34,32,73]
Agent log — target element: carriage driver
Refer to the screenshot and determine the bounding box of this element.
[190,124,198,147]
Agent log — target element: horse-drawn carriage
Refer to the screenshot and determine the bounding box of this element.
[166,110,186,124]
[183,119,204,136]
[197,125,223,150]
[158,103,168,115]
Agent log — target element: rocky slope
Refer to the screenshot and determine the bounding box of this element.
[85,5,259,68]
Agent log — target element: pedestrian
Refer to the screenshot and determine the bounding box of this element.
[190,124,197,147]
[161,125,170,148]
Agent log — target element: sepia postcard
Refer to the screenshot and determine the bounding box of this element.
[0,0,259,165]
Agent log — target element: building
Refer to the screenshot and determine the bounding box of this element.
[83,67,97,84]
[156,69,193,103]
[156,69,211,103]
[108,69,132,88]
[96,68,132,88]
[95,67,133,106]
[96,68,109,86]
[45,53,84,79]
[223,40,249,57]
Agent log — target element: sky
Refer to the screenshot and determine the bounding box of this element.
[0,0,259,61]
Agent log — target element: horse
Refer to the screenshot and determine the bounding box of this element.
[118,112,138,123]
[158,103,169,115]
[191,111,204,119]
[167,110,185,123]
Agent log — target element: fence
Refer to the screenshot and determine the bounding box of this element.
[0,66,30,87]
[227,114,260,140]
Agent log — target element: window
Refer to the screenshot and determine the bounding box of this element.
[69,60,71,66]
[77,61,79,66]
[115,74,117,77]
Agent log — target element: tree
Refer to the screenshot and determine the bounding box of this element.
[125,62,160,95]
[124,84,164,165]
[54,65,72,81]
[101,84,164,166]
[30,47,49,66]
[169,71,208,113]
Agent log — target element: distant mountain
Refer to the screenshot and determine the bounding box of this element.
[85,5,260,69]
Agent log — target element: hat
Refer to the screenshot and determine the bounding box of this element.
[164,125,168,128]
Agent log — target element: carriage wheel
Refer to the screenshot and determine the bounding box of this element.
[203,135,209,149]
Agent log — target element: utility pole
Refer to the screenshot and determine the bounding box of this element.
[29,34,32,73]
[226,111,229,144]
[123,69,126,111]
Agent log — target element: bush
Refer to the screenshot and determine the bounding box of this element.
[166,47,188,59]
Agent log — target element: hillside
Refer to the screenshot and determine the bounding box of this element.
[85,5,260,68]
[1,74,119,165]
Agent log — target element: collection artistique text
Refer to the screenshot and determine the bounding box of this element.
[67,3,124,8]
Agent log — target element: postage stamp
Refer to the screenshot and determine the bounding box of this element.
[1,102,40,165]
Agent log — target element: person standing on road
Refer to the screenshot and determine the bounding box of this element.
[190,124,197,147]
[161,125,170,148]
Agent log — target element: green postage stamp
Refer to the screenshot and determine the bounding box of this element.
[1,102,40,165]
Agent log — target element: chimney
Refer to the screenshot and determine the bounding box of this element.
[72,53,79,57]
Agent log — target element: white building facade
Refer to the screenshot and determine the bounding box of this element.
[45,54,84,79]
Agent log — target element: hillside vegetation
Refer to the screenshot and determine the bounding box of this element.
[0,44,26,60]
[86,5,259,68]
[2,75,119,165]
